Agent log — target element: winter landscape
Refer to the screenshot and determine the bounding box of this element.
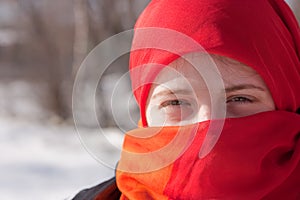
[0,115,124,200]
[0,1,298,200]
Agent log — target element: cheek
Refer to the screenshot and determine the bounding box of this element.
[146,105,196,126]
[146,105,167,126]
[227,101,275,118]
[162,105,195,122]
[226,105,255,117]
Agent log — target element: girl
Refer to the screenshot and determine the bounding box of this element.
[73,0,300,199]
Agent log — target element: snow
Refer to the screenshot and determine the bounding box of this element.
[0,117,124,200]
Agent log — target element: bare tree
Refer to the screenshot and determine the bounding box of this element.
[19,0,72,119]
[72,0,89,79]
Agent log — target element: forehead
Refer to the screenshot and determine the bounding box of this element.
[154,55,259,85]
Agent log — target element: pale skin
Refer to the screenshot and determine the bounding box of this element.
[146,54,275,126]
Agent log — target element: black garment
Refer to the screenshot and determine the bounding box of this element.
[72,177,121,200]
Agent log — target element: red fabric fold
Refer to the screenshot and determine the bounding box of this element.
[117,111,300,199]
[164,111,300,199]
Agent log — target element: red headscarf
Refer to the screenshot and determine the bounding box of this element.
[116,0,300,199]
[129,0,300,126]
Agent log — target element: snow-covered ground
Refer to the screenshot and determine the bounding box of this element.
[0,117,124,200]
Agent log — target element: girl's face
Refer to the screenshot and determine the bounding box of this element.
[146,55,275,126]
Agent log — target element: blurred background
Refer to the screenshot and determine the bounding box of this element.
[0,0,299,199]
[0,0,149,199]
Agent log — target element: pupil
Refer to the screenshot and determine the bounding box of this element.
[172,100,180,105]
[234,97,243,101]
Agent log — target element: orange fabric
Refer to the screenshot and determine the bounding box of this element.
[116,125,201,199]
[117,166,172,200]
[116,111,300,199]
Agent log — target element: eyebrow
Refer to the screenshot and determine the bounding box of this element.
[152,89,194,99]
[225,84,265,93]
[152,84,265,99]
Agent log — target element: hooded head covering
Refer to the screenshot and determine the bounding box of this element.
[129,0,300,126]
[114,1,300,200]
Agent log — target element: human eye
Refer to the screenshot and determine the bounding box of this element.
[226,95,255,104]
[226,94,262,118]
[159,98,195,123]
[160,99,191,108]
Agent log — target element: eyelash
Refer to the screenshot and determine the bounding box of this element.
[226,96,253,104]
[160,99,191,108]
[159,95,254,108]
